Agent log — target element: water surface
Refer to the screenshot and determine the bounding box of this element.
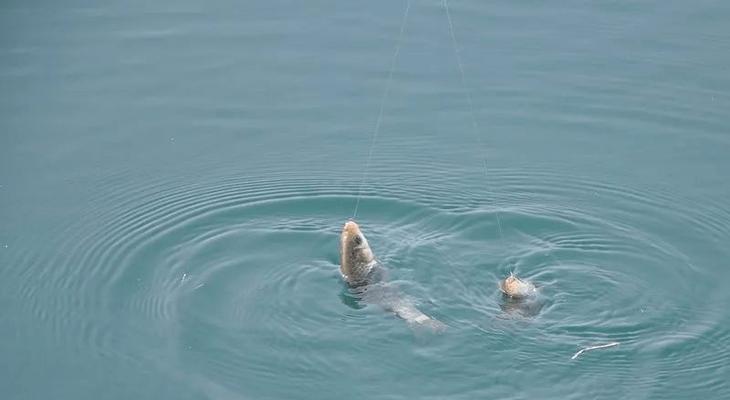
[2,1,729,399]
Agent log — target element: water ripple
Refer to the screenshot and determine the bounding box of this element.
[9,165,729,397]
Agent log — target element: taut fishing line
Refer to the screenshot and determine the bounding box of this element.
[352,0,411,219]
[353,0,504,242]
[443,0,504,238]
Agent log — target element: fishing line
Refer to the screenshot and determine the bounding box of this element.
[353,0,412,219]
[443,0,504,238]
[442,4,571,313]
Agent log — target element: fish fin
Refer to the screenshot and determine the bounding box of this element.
[408,314,447,333]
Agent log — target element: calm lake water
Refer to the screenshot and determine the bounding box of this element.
[2,1,729,399]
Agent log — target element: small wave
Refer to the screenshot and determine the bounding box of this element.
[7,165,729,397]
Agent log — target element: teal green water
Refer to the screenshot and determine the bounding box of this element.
[2,1,729,398]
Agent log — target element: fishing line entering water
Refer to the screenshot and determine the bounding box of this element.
[353,0,412,219]
[443,0,504,238]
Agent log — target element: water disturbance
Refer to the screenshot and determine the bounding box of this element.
[2,0,729,399]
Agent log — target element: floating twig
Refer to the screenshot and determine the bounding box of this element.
[571,342,620,360]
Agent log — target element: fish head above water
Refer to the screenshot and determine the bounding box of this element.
[339,220,376,284]
[499,273,537,299]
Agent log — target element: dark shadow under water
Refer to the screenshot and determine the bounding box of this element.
[499,293,546,319]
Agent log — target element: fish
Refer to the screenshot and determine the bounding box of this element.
[499,272,537,299]
[498,273,543,317]
[339,220,445,332]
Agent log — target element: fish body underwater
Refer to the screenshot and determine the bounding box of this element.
[339,220,445,332]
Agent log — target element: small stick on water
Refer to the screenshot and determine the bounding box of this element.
[571,342,620,360]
